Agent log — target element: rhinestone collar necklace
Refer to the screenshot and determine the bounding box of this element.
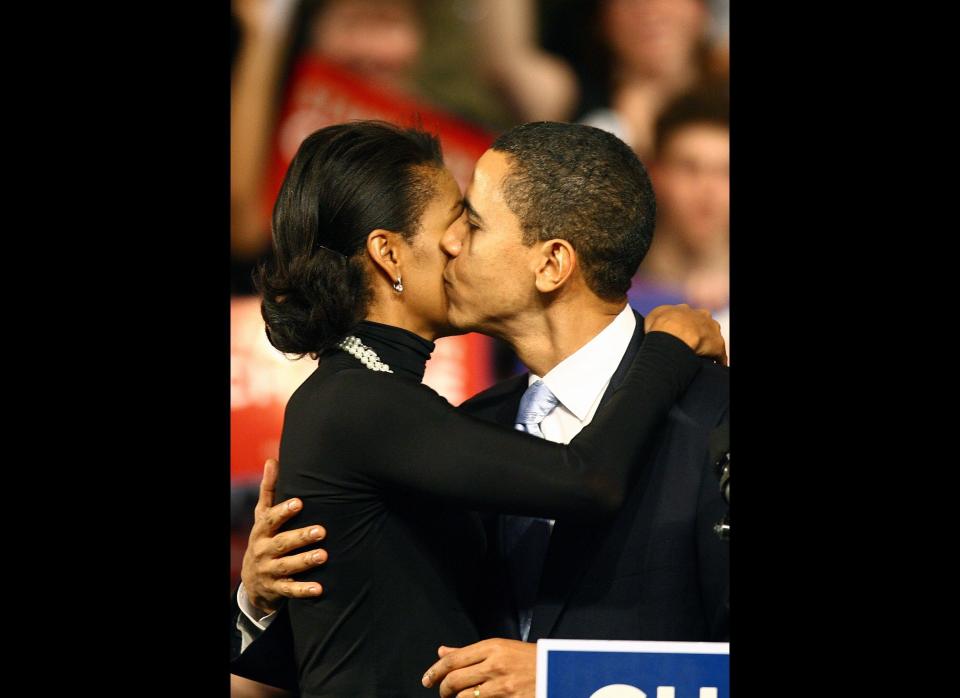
[336,335,393,373]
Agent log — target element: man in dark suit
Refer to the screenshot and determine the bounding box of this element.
[234,122,728,698]
[419,317,727,697]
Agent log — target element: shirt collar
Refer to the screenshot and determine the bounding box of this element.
[529,305,637,422]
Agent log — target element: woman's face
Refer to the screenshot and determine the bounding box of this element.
[396,166,469,337]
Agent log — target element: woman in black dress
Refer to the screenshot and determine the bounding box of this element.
[235,121,723,697]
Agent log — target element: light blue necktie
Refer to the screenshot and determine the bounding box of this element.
[504,379,560,641]
[515,379,560,438]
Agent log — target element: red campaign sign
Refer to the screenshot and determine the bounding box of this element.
[265,55,496,215]
[231,298,495,484]
[231,297,317,484]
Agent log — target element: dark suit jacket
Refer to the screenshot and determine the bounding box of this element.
[461,311,729,642]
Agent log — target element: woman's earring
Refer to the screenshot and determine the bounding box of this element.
[393,275,404,293]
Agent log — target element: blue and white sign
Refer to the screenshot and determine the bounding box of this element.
[536,639,729,698]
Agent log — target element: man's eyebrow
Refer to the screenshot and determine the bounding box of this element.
[463,197,483,223]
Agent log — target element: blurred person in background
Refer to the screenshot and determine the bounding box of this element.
[232,0,505,294]
[475,0,727,158]
[628,80,729,350]
[705,0,729,75]
[459,0,732,377]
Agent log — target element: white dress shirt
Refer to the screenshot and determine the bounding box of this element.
[236,304,638,651]
[532,304,636,444]
[237,584,277,652]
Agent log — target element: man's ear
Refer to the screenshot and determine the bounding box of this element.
[533,239,578,293]
[366,229,404,287]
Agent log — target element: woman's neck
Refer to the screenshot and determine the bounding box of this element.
[347,320,436,382]
[364,300,441,344]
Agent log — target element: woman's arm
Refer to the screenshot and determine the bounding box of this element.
[320,328,708,522]
[238,307,725,605]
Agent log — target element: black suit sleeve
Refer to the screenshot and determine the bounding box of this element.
[231,604,299,692]
[309,331,701,521]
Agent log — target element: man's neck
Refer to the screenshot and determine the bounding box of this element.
[505,296,629,378]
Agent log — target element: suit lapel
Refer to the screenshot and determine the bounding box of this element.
[527,311,647,641]
[495,386,525,429]
[598,311,647,408]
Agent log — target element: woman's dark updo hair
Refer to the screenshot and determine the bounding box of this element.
[254,121,444,358]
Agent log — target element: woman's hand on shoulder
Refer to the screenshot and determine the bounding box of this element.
[645,304,728,367]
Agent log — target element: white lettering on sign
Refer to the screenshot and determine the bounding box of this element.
[590,686,646,698]
[590,687,719,698]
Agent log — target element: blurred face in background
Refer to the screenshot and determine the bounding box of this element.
[601,0,707,78]
[652,123,729,254]
[310,0,423,90]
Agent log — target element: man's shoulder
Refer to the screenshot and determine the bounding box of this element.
[690,358,729,393]
[672,358,729,428]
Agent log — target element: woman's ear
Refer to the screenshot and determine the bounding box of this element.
[533,239,578,293]
[366,229,404,287]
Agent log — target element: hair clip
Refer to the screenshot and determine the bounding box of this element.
[316,244,347,258]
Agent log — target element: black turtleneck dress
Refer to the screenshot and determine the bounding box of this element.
[250,321,701,697]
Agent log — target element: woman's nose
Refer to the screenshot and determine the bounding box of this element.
[441,226,463,257]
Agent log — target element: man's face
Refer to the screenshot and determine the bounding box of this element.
[443,150,541,337]
[652,123,729,253]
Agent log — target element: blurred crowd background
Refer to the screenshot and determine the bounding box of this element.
[230,0,730,589]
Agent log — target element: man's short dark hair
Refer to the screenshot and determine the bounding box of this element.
[491,122,656,301]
